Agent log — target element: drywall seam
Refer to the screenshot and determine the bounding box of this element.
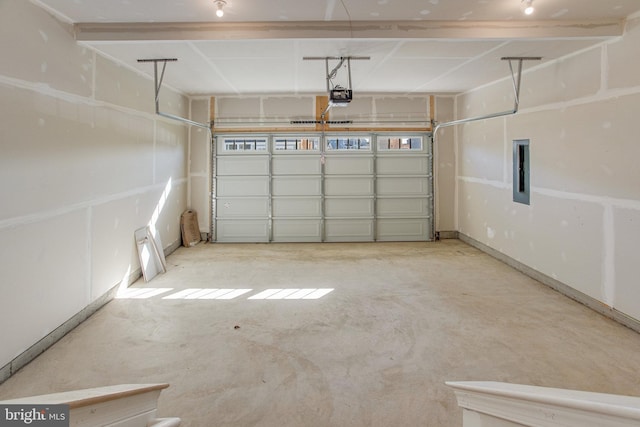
[459,176,636,312]
[533,186,640,210]
[456,39,613,99]
[190,172,209,178]
[292,40,300,93]
[186,41,239,95]
[0,178,188,230]
[0,55,190,130]
[91,50,97,100]
[453,100,459,231]
[86,206,93,306]
[517,85,640,116]
[456,75,640,120]
[153,120,158,184]
[0,74,101,107]
[0,73,182,129]
[410,41,511,95]
[324,0,337,21]
[458,176,509,190]
[502,117,509,183]
[29,0,74,24]
[459,176,640,210]
[187,99,192,208]
[459,233,640,333]
[80,44,186,96]
[433,97,440,230]
[602,205,615,306]
[600,44,609,93]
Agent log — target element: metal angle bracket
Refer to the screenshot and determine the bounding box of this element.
[137,58,211,130]
[433,56,542,132]
[500,56,542,109]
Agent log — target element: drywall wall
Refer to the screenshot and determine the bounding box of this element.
[213,94,432,128]
[0,0,189,372]
[455,15,640,322]
[434,96,456,233]
[189,98,212,236]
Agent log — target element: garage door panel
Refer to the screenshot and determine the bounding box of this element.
[272,156,321,175]
[377,177,430,196]
[325,198,374,218]
[377,156,429,175]
[217,176,269,197]
[217,156,270,176]
[217,198,269,218]
[273,197,322,217]
[325,156,373,175]
[377,198,431,217]
[325,177,374,196]
[272,177,322,196]
[213,133,432,243]
[273,220,322,242]
[217,220,269,242]
[377,219,430,241]
[325,220,374,242]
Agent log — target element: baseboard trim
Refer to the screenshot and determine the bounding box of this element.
[436,230,459,240]
[0,238,182,385]
[458,233,640,334]
[165,238,182,256]
[0,283,120,386]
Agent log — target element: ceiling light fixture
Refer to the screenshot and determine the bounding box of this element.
[214,0,226,17]
[522,0,534,15]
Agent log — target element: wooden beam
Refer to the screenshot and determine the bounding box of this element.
[213,127,320,134]
[75,19,624,42]
[429,95,435,123]
[214,96,216,132]
[316,95,328,132]
[212,126,432,134]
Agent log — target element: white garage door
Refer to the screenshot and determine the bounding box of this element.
[213,133,432,242]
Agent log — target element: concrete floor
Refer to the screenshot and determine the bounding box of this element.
[1,240,639,426]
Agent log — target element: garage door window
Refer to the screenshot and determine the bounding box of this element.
[326,136,371,150]
[377,136,423,151]
[274,137,320,151]
[223,137,268,151]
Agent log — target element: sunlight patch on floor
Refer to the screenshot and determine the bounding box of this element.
[162,288,253,300]
[248,288,334,300]
[116,288,173,299]
[115,288,334,300]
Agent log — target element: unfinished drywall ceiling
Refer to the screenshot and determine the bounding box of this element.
[32,0,640,95]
